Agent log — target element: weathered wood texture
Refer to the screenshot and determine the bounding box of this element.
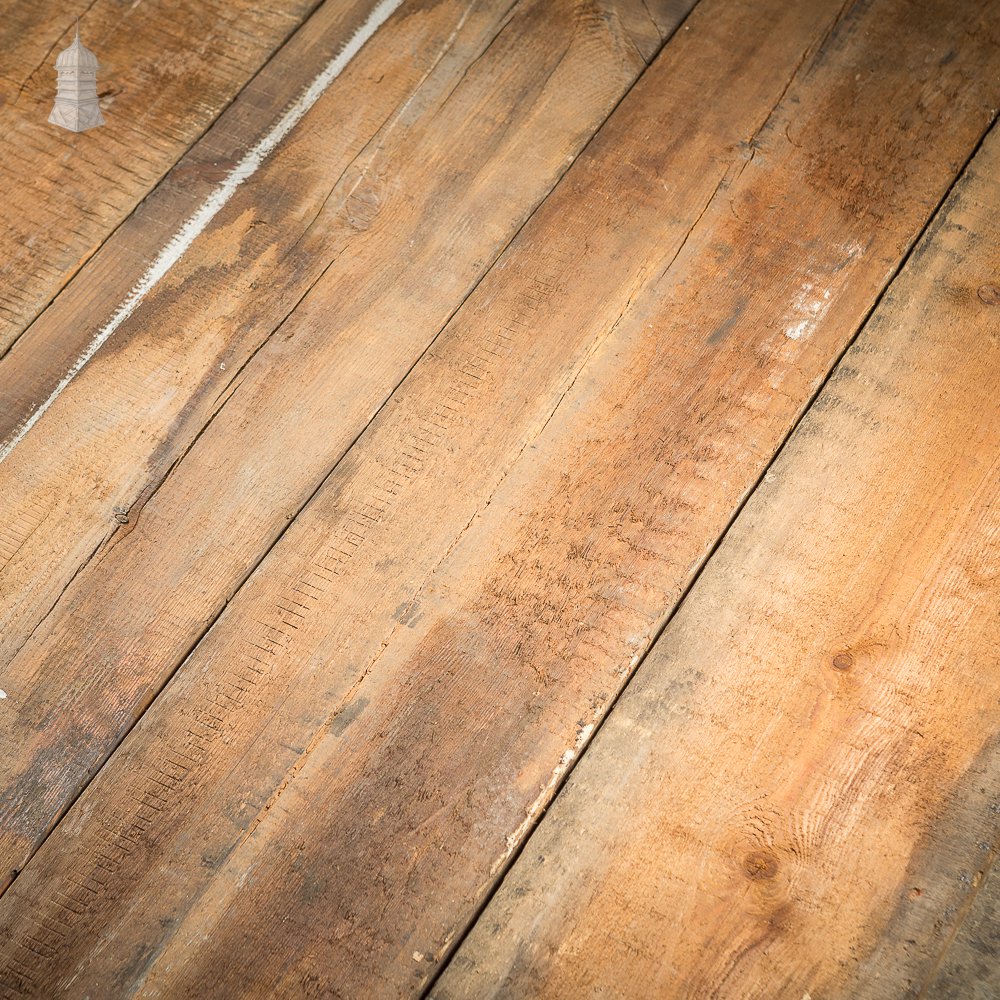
[434,126,1000,1000]
[0,0,319,355]
[0,0,996,997]
[0,0,689,892]
[924,858,1000,999]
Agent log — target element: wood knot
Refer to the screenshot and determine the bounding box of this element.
[832,651,854,671]
[112,505,129,525]
[977,284,1000,305]
[742,850,779,881]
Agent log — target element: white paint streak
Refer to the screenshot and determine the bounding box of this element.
[0,0,403,466]
[784,282,831,341]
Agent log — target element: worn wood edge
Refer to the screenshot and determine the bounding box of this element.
[430,123,1000,1000]
[0,0,683,892]
[0,0,401,435]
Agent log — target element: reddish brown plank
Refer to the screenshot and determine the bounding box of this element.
[0,0,995,997]
[434,123,1000,1000]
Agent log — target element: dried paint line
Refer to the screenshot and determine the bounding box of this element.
[0,0,404,466]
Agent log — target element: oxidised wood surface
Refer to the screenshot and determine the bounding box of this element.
[0,0,997,996]
[435,126,1000,1000]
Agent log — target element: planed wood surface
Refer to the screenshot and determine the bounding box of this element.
[0,0,320,355]
[0,0,690,893]
[1,0,997,996]
[434,126,1000,1000]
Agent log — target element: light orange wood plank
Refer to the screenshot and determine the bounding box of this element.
[0,0,319,355]
[434,125,1000,1000]
[1,0,996,997]
[0,0,687,887]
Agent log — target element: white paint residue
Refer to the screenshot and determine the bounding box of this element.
[0,690,6,699]
[489,723,599,878]
[0,0,403,466]
[784,282,831,341]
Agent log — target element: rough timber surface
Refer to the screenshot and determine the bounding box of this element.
[0,0,997,997]
[434,126,1000,1000]
[1,0,998,998]
[0,0,691,896]
[0,0,319,355]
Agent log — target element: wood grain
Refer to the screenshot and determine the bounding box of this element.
[434,125,1000,1000]
[0,0,688,893]
[0,0,672,673]
[0,0,449,673]
[0,0,319,355]
[1,0,996,997]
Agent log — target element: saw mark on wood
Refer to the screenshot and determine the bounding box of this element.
[0,0,403,467]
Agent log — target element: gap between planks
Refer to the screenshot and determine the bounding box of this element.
[0,0,689,898]
[421,111,1000,1000]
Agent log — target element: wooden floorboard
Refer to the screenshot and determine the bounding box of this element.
[0,0,320,356]
[0,0,690,904]
[433,124,1000,1000]
[0,0,997,997]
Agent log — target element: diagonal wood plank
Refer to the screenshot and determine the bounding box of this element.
[0,0,675,668]
[433,124,1000,1000]
[1,0,996,997]
[0,0,691,889]
[0,0,320,355]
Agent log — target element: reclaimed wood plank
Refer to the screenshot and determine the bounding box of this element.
[1,0,996,997]
[0,0,674,668]
[433,125,1000,1000]
[0,0,320,355]
[0,0,690,890]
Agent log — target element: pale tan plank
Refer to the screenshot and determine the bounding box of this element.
[434,126,1000,1000]
[0,0,996,997]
